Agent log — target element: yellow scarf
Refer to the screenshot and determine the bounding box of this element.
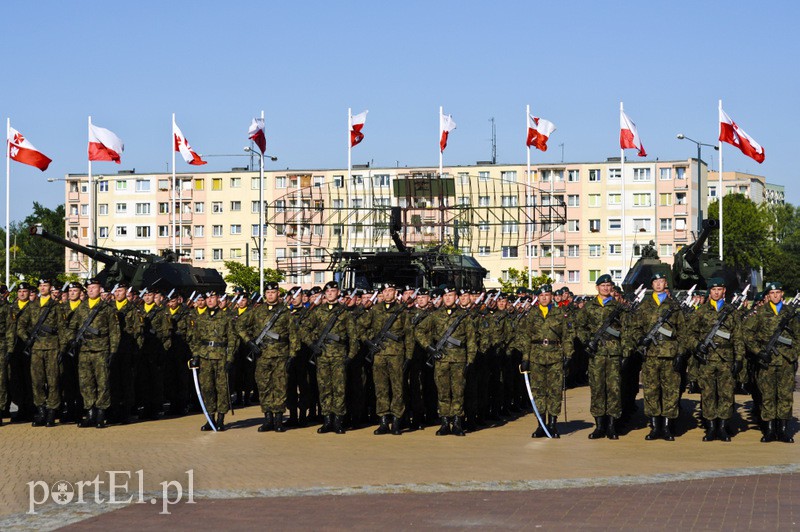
[144,302,156,313]
[39,296,51,307]
[116,300,127,311]
[70,300,81,311]
[539,304,549,318]
[88,297,101,309]
[197,307,206,315]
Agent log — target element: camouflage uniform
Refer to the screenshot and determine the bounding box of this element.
[166,304,193,415]
[0,301,8,421]
[111,299,142,422]
[57,300,84,422]
[6,300,33,420]
[189,307,238,415]
[136,303,171,418]
[17,297,62,413]
[406,303,435,427]
[479,307,511,420]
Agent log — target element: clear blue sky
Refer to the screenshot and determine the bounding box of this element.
[3,1,797,221]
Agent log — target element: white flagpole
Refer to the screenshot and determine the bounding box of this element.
[171,113,176,252]
[88,116,95,276]
[5,118,10,286]
[620,102,627,276]
[439,106,443,178]
[718,99,723,261]
[526,105,532,289]
[259,109,265,294]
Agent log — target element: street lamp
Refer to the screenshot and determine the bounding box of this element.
[242,144,278,294]
[676,134,719,234]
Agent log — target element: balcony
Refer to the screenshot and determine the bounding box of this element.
[66,215,80,225]
[539,256,566,268]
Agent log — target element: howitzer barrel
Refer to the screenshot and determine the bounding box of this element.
[680,219,719,264]
[30,224,118,265]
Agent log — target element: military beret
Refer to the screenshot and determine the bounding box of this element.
[533,288,542,296]
[707,277,725,289]
[380,282,396,290]
[441,285,457,295]
[497,292,508,299]
[265,281,280,291]
[167,289,180,300]
[301,289,312,296]
[403,285,415,292]
[117,281,129,289]
[311,285,322,293]
[596,274,613,286]
[417,287,430,296]
[539,284,553,294]
[457,288,471,296]
[68,281,84,290]
[695,290,707,297]
[86,277,102,286]
[754,291,765,302]
[206,290,222,297]
[18,282,34,290]
[650,272,667,282]
[38,278,53,285]
[323,281,340,291]
[764,281,783,292]
[233,286,247,295]
[194,292,206,299]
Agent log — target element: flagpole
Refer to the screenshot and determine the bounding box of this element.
[620,102,627,277]
[171,113,176,252]
[5,118,10,286]
[439,106,443,178]
[259,109,265,294]
[526,105,532,290]
[88,116,95,276]
[718,99,723,261]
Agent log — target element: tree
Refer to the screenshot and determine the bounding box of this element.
[0,202,66,283]
[498,267,553,293]
[763,203,800,293]
[222,261,284,293]
[706,194,771,269]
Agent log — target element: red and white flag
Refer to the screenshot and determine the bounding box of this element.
[173,120,207,166]
[526,114,556,151]
[248,118,266,154]
[439,110,456,152]
[350,110,368,148]
[620,110,647,157]
[88,123,124,163]
[719,107,765,163]
[7,126,51,171]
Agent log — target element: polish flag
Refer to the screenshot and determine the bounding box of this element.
[440,110,456,152]
[7,126,52,171]
[719,107,765,163]
[620,110,647,157]
[173,121,207,166]
[350,110,368,148]
[88,123,124,163]
[526,114,556,151]
[248,118,266,154]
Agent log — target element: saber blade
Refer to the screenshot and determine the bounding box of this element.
[192,367,217,432]
[523,371,552,439]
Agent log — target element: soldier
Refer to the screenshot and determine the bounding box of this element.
[418,285,477,436]
[58,281,84,424]
[744,281,797,443]
[627,272,689,441]
[66,278,121,428]
[405,287,433,429]
[0,286,8,426]
[165,290,192,416]
[362,283,414,435]
[136,288,171,419]
[189,290,238,431]
[230,288,256,407]
[238,282,298,432]
[16,279,63,427]
[110,282,141,424]
[689,278,744,442]
[302,280,357,435]
[7,282,34,422]
[515,284,574,438]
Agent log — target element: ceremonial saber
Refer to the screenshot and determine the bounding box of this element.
[520,365,552,439]
[190,364,217,432]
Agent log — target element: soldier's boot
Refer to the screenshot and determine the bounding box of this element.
[95,409,107,429]
[702,419,716,442]
[274,413,286,433]
[451,416,466,436]
[317,414,333,434]
[436,417,451,436]
[258,412,274,432]
[760,420,776,443]
[391,415,402,436]
[200,420,213,431]
[79,408,95,428]
[645,417,661,440]
[588,416,606,440]
[662,417,675,441]
[374,415,391,435]
[532,423,547,438]
[334,415,346,434]
[216,413,226,432]
[298,410,307,427]
[548,415,560,438]
[606,416,619,440]
[717,418,731,442]
[32,406,47,427]
[44,409,57,428]
[779,419,794,443]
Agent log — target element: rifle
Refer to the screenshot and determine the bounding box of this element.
[585,284,646,357]
[22,302,56,357]
[246,305,287,362]
[61,301,106,362]
[308,305,348,365]
[694,284,750,364]
[756,294,800,368]
[637,294,682,355]
[363,301,407,364]
[425,309,470,367]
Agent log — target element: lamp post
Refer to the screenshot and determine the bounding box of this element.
[243,146,278,294]
[676,134,719,233]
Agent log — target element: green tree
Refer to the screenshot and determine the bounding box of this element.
[706,194,771,269]
[498,267,552,293]
[223,260,284,293]
[0,202,66,283]
[763,203,800,293]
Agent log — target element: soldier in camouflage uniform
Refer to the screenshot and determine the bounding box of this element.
[58,282,85,424]
[189,290,239,431]
[17,279,62,427]
[136,288,171,419]
[688,278,745,442]
[7,283,34,422]
[67,278,121,428]
[515,284,574,438]
[405,288,433,429]
[109,283,141,424]
[238,282,298,432]
[303,281,358,434]
[0,287,8,426]
[361,283,414,435]
[627,272,689,441]
[165,290,192,416]
[417,285,477,436]
[743,281,797,443]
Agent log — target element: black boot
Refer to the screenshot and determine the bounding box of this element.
[95,409,107,429]
[451,416,465,436]
[687,381,699,394]
[334,415,345,434]
[548,415,560,438]
[201,419,213,431]
[662,417,675,441]
[274,413,286,433]
[32,406,46,427]
[717,418,731,442]
[258,412,274,432]
[779,419,794,443]
[391,415,402,435]
[702,419,716,441]
[436,417,451,436]
[588,416,606,439]
[761,420,776,442]
[374,415,390,435]
[216,413,226,431]
[317,414,333,434]
[532,422,547,438]
[45,409,57,428]
[79,408,95,428]
[606,415,618,440]
[645,417,661,440]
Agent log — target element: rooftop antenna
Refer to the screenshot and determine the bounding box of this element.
[559,143,565,163]
[490,117,497,164]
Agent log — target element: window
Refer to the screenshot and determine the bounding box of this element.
[479,221,489,232]
[567,220,580,232]
[588,194,601,207]
[478,196,490,207]
[608,168,621,180]
[333,175,343,188]
[275,224,287,236]
[230,224,242,235]
[660,168,672,180]
[136,226,151,238]
[115,203,127,214]
[135,202,151,215]
[193,225,204,237]
[458,196,470,206]
[211,201,223,213]
[675,218,687,230]
[526,245,538,258]
[194,249,205,260]
[212,225,222,237]
[633,193,651,207]
[589,270,600,282]
[212,249,223,261]
[501,171,517,183]
[211,178,222,191]
[98,204,108,215]
[568,245,579,258]
[80,204,88,216]
[501,246,518,258]
[194,202,204,213]
[609,244,621,255]
[157,179,169,190]
[352,174,364,185]
[230,201,241,212]
[478,246,490,256]
[568,271,580,283]
[116,226,128,237]
[660,244,673,256]
[608,218,622,230]
[633,244,643,257]
[478,171,490,182]
[275,200,285,213]
[275,248,286,259]
[660,218,673,231]
[69,204,79,216]
[158,226,169,237]
[98,227,109,238]
[194,179,204,191]
[659,193,672,206]
[115,180,128,191]
[230,248,242,259]
[374,174,390,187]
[611,269,622,280]
[608,194,621,206]
[567,169,580,182]
[589,244,601,257]
[633,168,651,182]
[351,198,363,209]
[458,172,470,185]
[250,177,259,190]
[675,193,687,205]
[709,186,717,198]
[98,181,109,193]
[675,167,686,179]
[567,194,580,207]
[501,221,518,234]
[633,218,652,232]
[501,195,518,207]
[589,219,600,232]
[275,176,287,189]
[588,169,601,182]
[158,202,169,214]
[135,179,151,192]
[230,177,241,188]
